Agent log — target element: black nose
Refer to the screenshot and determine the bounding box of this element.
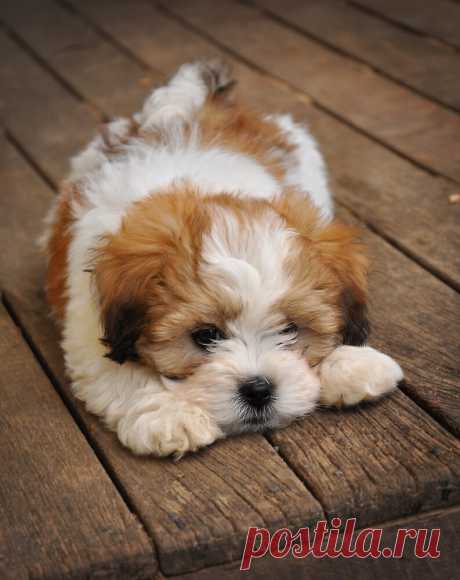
[239,376,274,407]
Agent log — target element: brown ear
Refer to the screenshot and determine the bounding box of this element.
[340,288,369,346]
[100,300,147,364]
[94,231,162,365]
[317,222,370,346]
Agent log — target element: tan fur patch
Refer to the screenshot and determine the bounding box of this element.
[197,100,294,182]
[45,184,80,320]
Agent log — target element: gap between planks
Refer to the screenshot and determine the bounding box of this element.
[160,0,460,186]
[349,0,460,52]
[251,0,460,115]
[1,290,159,555]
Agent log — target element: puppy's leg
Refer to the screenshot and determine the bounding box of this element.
[318,345,403,407]
[72,362,223,457]
[116,388,224,457]
[139,58,233,131]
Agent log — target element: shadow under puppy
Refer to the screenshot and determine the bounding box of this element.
[43,59,403,457]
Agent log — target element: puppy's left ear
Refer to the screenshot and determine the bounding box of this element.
[340,288,369,346]
[317,222,370,346]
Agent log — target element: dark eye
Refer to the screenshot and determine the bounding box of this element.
[191,325,226,350]
[280,322,298,336]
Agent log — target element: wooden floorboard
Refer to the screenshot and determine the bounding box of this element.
[167,506,460,579]
[256,0,460,111]
[1,0,154,119]
[0,299,156,580]
[165,0,460,183]
[0,30,94,183]
[353,0,460,50]
[0,1,459,577]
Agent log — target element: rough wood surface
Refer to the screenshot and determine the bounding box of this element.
[66,0,460,290]
[354,0,460,49]
[166,0,460,183]
[257,0,460,111]
[0,301,157,580]
[1,0,153,118]
[0,31,93,183]
[167,506,460,579]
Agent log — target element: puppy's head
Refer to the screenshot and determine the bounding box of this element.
[95,187,369,432]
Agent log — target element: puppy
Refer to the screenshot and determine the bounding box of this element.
[43,60,402,457]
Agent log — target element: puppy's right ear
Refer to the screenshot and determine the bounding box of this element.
[94,238,158,365]
[99,299,147,364]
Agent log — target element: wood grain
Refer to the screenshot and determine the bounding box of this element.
[257,0,460,110]
[354,0,460,49]
[1,0,153,118]
[0,31,93,183]
[167,506,460,579]
[0,139,322,575]
[0,301,156,579]
[165,0,460,183]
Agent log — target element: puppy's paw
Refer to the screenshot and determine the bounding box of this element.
[117,402,223,458]
[319,345,403,407]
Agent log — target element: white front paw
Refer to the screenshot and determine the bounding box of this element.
[117,403,223,458]
[319,346,403,407]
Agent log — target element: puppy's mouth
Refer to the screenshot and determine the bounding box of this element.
[237,399,276,429]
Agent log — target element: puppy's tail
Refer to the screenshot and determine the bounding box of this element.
[197,57,236,97]
[139,58,235,131]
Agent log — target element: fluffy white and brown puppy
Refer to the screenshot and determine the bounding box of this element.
[43,60,402,457]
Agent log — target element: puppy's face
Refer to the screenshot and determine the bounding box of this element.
[95,188,368,432]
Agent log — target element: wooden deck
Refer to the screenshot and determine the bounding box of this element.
[0,1,459,578]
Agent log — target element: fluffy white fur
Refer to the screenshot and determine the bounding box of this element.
[49,61,402,457]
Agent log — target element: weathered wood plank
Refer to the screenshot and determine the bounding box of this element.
[302,103,460,291]
[354,0,460,50]
[256,0,460,111]
[6,0,459,290]
[1,0,153,118]
[165,0,460,183]
[0,138,323,575]
[0,301,156,579]
[168,506,460,579]
[0,31,93,183]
